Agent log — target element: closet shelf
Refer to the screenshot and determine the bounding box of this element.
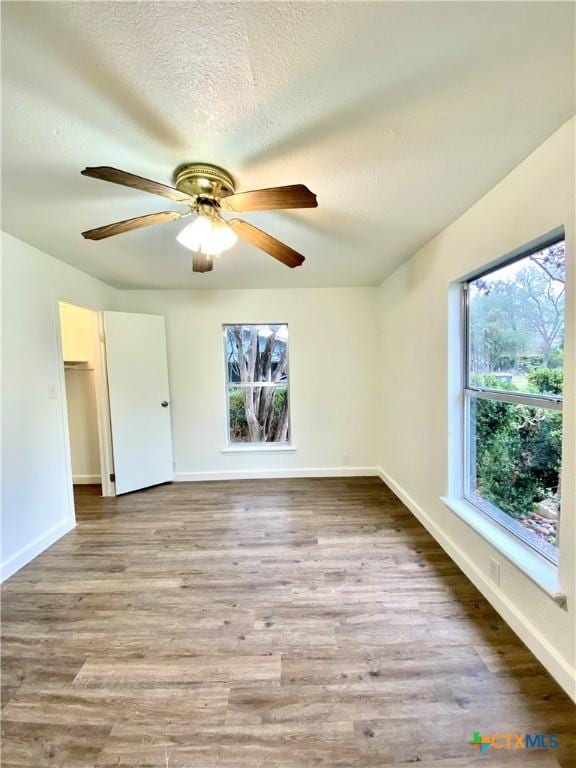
[64,361,94,371]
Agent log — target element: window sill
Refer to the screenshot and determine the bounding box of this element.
[441,496,566,606]
[221,444,296,454]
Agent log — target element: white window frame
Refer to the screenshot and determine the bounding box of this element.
[461,235,565,566]
[222,323,293,450]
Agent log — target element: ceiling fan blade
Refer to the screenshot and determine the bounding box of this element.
[82,211,183,240]
[228,219,305,268]
[192,254,214,273]
[221,184,317,212]
[81,166,192,202]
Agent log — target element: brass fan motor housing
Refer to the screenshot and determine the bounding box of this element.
[173,163,235,201]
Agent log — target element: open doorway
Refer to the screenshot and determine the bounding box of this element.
[58,301,115,507]
[58,304,173,504]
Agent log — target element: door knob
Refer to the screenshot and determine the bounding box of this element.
[161,400,169,407]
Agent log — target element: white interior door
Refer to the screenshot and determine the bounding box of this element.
[104,311,173,495]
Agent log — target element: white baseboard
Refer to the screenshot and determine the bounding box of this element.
[377,467,576,702]
[175,466,380,482]
[73,474,101,484]
[1,517,76,583]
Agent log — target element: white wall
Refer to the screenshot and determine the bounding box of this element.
[1,233,118,579]
[63,369,101,482]
[60,302,101,483]
[60,301,95,363]
[376,119,575,697]
[120,288,380,479]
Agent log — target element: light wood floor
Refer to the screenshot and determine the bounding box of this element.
[1,478,574,767]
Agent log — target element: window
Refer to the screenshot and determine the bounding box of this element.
[463,238,565,563]
[224,324,291,445]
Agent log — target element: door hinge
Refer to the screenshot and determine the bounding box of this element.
[109,473,115,482]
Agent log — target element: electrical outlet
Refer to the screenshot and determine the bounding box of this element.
[48,384,57,400]
[342,453,350,466]
[172,461,177,471]
[489,557,501,586]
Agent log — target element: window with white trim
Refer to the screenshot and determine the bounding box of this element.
[463,238,565,563]
[224,324,291,445]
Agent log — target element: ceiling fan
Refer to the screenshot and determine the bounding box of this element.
[80,164,318,273]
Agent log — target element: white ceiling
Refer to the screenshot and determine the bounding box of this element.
[2,1,574,289]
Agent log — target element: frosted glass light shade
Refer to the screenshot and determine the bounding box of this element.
[177,215,238,256]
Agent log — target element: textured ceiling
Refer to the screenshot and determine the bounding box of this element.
[2,1,574,289]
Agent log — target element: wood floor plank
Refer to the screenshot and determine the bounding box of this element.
[1,478,574,767]
[74,654,282,687]
[1,720,112,767]
[378,757,562,768]
[355,711,575,765]
[96,721,358,767]
[226,681,462,725]
[1,684,229,726]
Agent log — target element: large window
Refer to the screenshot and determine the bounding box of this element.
[224,324,291,445]
[464,238,565,563]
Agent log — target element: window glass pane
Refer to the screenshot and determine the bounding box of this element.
[228,384,289,444]
[226,324,289,383]
[468,241,565,397]
[224,323,291,445]
[467,396,561,561]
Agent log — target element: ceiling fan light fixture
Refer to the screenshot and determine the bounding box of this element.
[176,214,238,256]
[80,164,315,270]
